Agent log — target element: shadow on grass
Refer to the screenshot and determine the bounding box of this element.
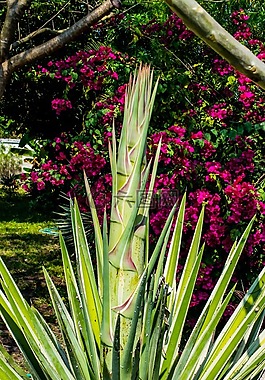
[0,233,61,272]
[0,188,66,360]
[0,188,55,223]
[0,230,65,312]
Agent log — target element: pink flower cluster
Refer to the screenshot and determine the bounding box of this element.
[231,9,251,40]
[22,136,106,196]
[37,47,128,116]
[212,58,233,76]
[190,263,216,307]
[208,102,232,120]
[231,9,250,25]
[51,99,72,115]
[225,177,265,224]
[146,124,264,306]
[142,12,193,45]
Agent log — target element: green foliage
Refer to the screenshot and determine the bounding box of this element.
[200,0,265,39]
[0,116,15,138]
[0,145,21,190]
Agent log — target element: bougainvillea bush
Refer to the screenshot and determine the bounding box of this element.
[21,8,264,318]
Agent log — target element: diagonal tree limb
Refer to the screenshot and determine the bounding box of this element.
[10,0,72,51]
[11,28,66,50]
[164,0,265,90]
[0,0,114,98]
[6,0,114,71]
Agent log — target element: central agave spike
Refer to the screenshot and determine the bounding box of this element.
[108,65,159,350]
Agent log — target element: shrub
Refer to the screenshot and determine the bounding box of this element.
[0,144,21,190]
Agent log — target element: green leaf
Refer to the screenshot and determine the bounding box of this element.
[175,287,235,380]
[101,211,113,347]
[60,233,87,351]
[0,257,73,379]
[164,193,186,298]
[0,344,27,378]
[112,314,121,380]
[72,199,101,345]
[161,205,205,379]
[44,269,92,380]
[121,273,147,377]
[199,267,265,379]
[223,328,265,379]
[0,358,24,379]
[84,173,103,294]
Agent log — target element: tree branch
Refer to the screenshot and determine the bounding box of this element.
[11,27,65,50]
[11,1,74,50]
[7,0,114,72]
[0,0,32,63]
[164,0,265,90]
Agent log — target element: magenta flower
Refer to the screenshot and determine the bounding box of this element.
[37,181,45,191]
[51,98,73,115]
[31,172,39,182]
[190,131,203,139]
[208,103,229,119]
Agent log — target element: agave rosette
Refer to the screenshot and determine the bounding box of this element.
[0,66,264,379]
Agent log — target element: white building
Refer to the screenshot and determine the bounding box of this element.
[0,138,34,173]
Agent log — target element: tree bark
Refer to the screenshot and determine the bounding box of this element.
[11,28,65,50]
[164,0,265,90]
[0,0,32,63]
[0,0,114,99]
[0,58,11,97]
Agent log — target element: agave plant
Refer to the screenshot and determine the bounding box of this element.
[0,66,265,380]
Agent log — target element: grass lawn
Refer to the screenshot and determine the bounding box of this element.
[0,187,64,361]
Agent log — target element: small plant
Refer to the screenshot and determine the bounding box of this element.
[55,192,93,246]
[0,66,264,379]
[0,144,21,190]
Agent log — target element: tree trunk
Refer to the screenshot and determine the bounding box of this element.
[0,61,10,99]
